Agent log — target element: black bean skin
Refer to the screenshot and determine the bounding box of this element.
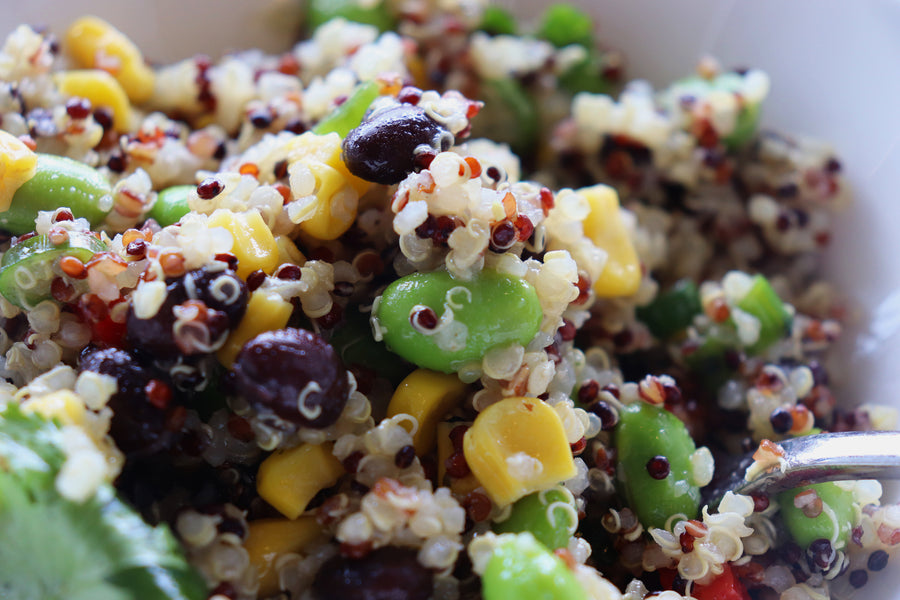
[313,547,433,600]
[126,267,247,356]
[342,105,452,184]
[231,328,349,428]
[79,347,170,454]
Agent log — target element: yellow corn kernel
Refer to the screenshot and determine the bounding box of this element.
[257,442,344,519]
[274,235,306,268]
[0,130,38,212]
[580,184,641,297]
[20,390,87,426]
[286,132,371,240]
[217,288,293,367]
[55,69,133,133]
[463,397,576,507]
[65,16,155,104]
[245,517,324,597]
[436,421,481,495]
[207,209,280,279]
[388,369,467,455]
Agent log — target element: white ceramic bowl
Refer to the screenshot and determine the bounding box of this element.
[1,1,897,598]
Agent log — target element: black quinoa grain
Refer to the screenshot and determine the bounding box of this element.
[849,569,868,589]
[394,445,416,468]
[197,177,224,199]
[769,407,793,434]
[868,549,889,571]
[65,97,91,120]
[646,456,670,479]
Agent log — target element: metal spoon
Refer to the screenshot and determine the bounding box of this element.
[703,430,900,509]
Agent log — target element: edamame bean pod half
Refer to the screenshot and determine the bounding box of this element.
[482,533,586,600]
[0,154,113,234]
[777,482,856,550]
[492,486,579,550]
[615,401,706,530]
[374,269,542,373]
[146,185,193,227]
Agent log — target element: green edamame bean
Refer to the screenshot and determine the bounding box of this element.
[374,269,542,374]
[313,81,381,139]
[0,231,108,309]
[777,482,856,550]
[1,154,112,234]
[536,3,595,49]
[308,0,395,32]
[735,274,791,354]
[479,6,517,36]
[615,402,701,529]
[482,533,586,600]
[493,486,578,550]
[636,279,702,340]
[147,185,193,227]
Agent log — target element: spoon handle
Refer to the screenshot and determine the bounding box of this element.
[705,431,900,508]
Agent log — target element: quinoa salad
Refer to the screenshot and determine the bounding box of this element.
[0,3,897,600]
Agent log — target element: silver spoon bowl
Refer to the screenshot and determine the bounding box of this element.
[703,430,900,509]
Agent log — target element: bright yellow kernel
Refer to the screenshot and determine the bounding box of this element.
[217,288,293,368]
[20,390,87,426]
[286,132,371,240]
[55,69,133,133]
[207,209,280,279]
[463,397,576,507]
[65,16,155,104]
[257,443,344,520]
[0,130,38,212]
[274,235,306,268]
[580,184,642,297]
[244,517,324,597]
[388,369,467,455]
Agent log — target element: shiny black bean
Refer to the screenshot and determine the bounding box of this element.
[231,328,349,428]
[126,267,247,356]
[313,547,433,600]
[342,104,452,184]
[79,347,171,454]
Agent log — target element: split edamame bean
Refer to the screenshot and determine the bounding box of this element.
[736,274,791,354]
[0,154,112,234]
[482,533,586,600]
[777,482,856,550]
[374,269,542,373]
[615,402,701,529]
[146,185,193,227]
[493,486,578,550]
[0,231,108,309]
[313,81,381,139]
[636,279,702,340]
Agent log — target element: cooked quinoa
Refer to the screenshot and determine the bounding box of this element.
[0,3,896,600]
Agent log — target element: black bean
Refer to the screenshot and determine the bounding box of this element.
[313,546,433,600]
[79,347,170,454]
[342,104,453,184]
[126,267,248,357]
[231,328,349,428]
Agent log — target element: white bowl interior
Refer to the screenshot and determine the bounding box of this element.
[1,1,898,597]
